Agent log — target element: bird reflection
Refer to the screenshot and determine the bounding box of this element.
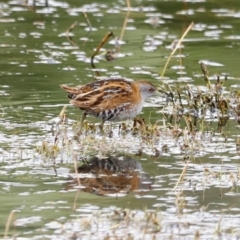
[67,155,152,196]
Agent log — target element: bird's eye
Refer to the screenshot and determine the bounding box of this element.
[149,87,155,92]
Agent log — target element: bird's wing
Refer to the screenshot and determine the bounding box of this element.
[70,80,134,112]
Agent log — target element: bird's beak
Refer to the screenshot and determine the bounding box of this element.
[156,87,164,95]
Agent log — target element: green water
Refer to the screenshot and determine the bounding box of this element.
[1,0,240,238]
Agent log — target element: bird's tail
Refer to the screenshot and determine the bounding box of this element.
[60,84,83,99]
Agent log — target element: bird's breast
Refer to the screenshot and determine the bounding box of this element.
[90,101,144,122]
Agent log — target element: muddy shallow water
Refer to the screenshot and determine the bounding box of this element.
[1,0,240,239]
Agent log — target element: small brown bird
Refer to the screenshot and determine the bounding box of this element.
[61,77,156,132]
[67,155,152,196]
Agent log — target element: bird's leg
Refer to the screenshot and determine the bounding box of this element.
[81,112,88,127]
[99,120,105,135]
[76,112,87,136]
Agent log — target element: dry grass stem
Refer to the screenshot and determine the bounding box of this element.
[72,190,80,212]
[4,210,16,239]
[200,62,212,90]
[81,12,93,45]
[91,31,114,76]
[83,12,92,31]
[160,22,194,79]
[118,0,131,51]
[59,105,67,118]
[74,154,81,187]
[23,0,42,20]
[23,0,36,13]
[66,21,78,35]
[174,162,188,191]
[66,21,78,46]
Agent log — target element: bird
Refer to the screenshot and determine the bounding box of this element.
[61,77,156,133]
[67,155,152,196]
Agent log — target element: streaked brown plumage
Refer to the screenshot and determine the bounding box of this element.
[61,77,156,131]
[67,155,152,196]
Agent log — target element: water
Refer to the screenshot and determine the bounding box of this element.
[1,0,240,238]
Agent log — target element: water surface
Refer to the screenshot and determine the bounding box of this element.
[1,0,240,238]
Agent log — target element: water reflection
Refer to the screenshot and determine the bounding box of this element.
[67,155,152,196]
